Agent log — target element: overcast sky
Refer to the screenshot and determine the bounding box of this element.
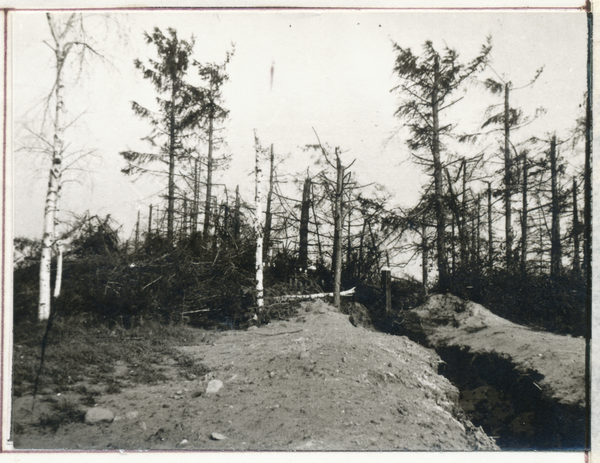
[12,9,588,260]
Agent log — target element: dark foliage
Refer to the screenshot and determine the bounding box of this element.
[441,270,586,337]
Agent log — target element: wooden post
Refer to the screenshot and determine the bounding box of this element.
[382,266,392,316]
[148,204,153,237]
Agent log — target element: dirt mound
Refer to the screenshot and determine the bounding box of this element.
[12,299,498,450]
[404,294,585,408]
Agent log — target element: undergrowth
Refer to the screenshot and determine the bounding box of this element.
[12,315,216,398]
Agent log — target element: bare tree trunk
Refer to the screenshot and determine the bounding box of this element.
[254,136,264,310]
[53,241,64,298]
[333,149,344,310]
[422,223,428,295]
[521,150,529,276]
[432,57,449,291]
[203,95,215,238]
[135,210,140,252]
[212,201,220,252]
[182,194,188,240]
[298,175,311,271]
[451,215,456,274]
[148,204,153,238]
[460,159,468,268]
[504,83,514,271]
[192,156,200,234]
[476,196,481,269]
[573,177,581,274]
[233,185,241,240]
[263,144,275,261]
[583,84,592,285]
[167,78,177,242]
[488,182,493,272]
[39,14,69,321]
[550,136,562,276]
[310,182,323,259]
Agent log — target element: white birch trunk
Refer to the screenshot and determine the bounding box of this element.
[53,241,64,298]
[254,134,264,310]
[39,14,68,321]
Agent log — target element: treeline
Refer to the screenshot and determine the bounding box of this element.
[19,17,590,337]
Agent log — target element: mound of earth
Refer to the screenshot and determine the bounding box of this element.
[403,294,585,408]
[11,299,498,450]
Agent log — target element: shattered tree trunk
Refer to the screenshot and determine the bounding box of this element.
[488,183,493,272]
[422,223,428,295]
[521,151,529,276]
[263,144,275,262]
[135,210,140,252]
[298,175,311,271]
[148,204,153,238]
[234,185,240,240]
[166,76,177,243]
[503,83,514,272]
[550,136,562,277]
[203,95,215,238]
[460,159,468,267]
[192,156,201,234]
[333,149,344,310]
[572,177,581,274]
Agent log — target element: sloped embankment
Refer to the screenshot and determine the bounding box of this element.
[12,299,498,450]
[403,294,586,449]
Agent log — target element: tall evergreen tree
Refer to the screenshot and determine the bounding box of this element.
[392,39,491,291]
[120,28,195,243]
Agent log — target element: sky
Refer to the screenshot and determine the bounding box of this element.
[10,9,588,275]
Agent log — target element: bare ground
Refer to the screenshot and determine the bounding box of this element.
[11,299,498,451]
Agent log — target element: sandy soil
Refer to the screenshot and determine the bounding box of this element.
[11,299,498,451]
[405,294,586,408]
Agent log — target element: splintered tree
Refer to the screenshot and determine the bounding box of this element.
[120,28,195,243]
[392,39,491,291]
[36,13,109,321]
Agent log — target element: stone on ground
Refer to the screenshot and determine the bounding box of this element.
[85,407,114,425]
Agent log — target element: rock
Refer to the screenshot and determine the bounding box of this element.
[299,351,309,359]
[206,380,223,394]
[179,439,189,446]
[85,407,114,425]
[268,371,275,379]
[210,432,228,440]
[125,411,139,420]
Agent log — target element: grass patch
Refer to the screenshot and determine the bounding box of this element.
[34,397,85,433]
[13,315,219,397]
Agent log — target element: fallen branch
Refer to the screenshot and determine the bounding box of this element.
[273,287,355,302]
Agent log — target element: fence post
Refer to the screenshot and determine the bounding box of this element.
[381,266,391,316]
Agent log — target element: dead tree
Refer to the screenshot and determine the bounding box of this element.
[298,174,311,271]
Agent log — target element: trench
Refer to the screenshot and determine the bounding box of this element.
[434,345,585,450]
[356,295,585,450]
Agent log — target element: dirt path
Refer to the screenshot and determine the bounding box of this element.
[12,299,498,450]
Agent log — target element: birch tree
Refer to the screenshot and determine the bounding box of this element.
[37,13,108,321]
